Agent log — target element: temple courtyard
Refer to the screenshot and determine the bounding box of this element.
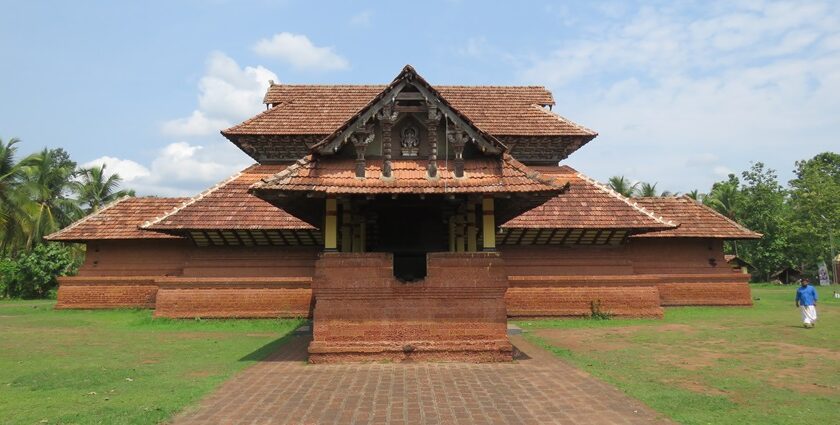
[1,285,838,424]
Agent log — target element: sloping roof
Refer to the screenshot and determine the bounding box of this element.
[250,155,567,195]
[45,197,188,242]
[142,164,316,232]
[309,65,505,155]
[224,84,596,137]
[631,197,762,239]
[501,165,676,231]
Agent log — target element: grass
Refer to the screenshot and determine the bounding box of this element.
[0,301,304,425]
[517,284,840,425]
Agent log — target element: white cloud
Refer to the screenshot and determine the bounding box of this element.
[253,32,349,71]
[522,0,840,192]
[349,10,373,27]
[161,110,231,137]
[161,52,277,135]
[85,142,252,196]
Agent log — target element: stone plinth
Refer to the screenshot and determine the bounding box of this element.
[309,252,512,363]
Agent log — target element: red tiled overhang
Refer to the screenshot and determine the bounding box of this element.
[250,155,566,195]
[142,164,315,232]
[631,197,762,239]
[45,197,189,242]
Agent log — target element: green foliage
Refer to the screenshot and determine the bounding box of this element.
[0,137,134,261]
[589,300,613,320]
[735,162,792,281]
[608,175,638,197]
[75,163,135,213]
[1,243,78,299]
[787,152,840,271]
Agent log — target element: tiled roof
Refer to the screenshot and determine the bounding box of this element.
[143,164,315,232]
[501,165,676,231]
[251,155,566,195]
[45,197,188,242]
[224,84,596,137]
[631,197,762,239]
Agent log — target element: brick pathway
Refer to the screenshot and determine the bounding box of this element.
[172,333,670,425]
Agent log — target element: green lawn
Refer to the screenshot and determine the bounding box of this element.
[0,301,304,425]
[517,285,840,425]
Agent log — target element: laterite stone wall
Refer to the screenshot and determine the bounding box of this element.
[154,277,312,318]
[308,252,512,363]
[506,285,663,318]
[55,276,159,309]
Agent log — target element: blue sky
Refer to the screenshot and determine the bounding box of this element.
[1,0,838,196]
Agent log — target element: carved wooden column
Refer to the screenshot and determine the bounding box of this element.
[447,129,468,178]
[426,103,442,178]
[376,106,397,179]
[350,127,374,179]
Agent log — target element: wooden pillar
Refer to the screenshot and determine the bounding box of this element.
[448,216,456,252]
[324,197,338,251]
[467,202,477,252]
[455,208,466,252]
[482,196,496,251]
[340,199,352,252]
[352,215,364,252]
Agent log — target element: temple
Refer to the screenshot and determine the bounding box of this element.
[47,66,760,362]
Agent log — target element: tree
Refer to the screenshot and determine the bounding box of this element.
[735,163,792,281]
[636,182,658,197]
[685,190,702,201]
[18,148,81,250]
[787,152,840,277]
[608,176,637,197]
[74,164,134,213]
[704,174,742,221]
[0,137,30,255]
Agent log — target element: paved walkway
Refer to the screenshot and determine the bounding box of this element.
[172,333,670,425]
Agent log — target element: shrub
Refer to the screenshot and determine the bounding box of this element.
[1,243,78,299]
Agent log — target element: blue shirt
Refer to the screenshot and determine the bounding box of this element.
[796,285,818,306]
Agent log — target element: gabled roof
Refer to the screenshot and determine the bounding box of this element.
[501,165,676,231]
[45,197,188,242]
[142,164,315,233]
[631,197,762,239]
[223,74,596,138]
[250,154,566,195]
[310,65,504,155]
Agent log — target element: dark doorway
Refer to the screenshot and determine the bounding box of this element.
[370,198,449,282]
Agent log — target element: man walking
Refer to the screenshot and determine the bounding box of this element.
[795,278,818,328]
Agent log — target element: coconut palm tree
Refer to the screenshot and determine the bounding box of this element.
[685,190,702,201]
[0,137,31,254]
[636,182,658,197]
[704,182,740,220]
[18,148,81,249]
[608,176,638,197]
[74,164,134,213]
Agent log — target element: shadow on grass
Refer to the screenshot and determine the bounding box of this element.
[238,332,309,363]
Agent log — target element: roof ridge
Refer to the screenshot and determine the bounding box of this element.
[575,172,678,228]
[503,154,567,190]
[141,164,258,229]
[531,105,598,136]
[45,196,134,241]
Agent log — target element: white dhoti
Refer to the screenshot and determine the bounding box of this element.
[800,305,818,324]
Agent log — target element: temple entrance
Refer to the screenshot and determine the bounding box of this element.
[370,199,449,281]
